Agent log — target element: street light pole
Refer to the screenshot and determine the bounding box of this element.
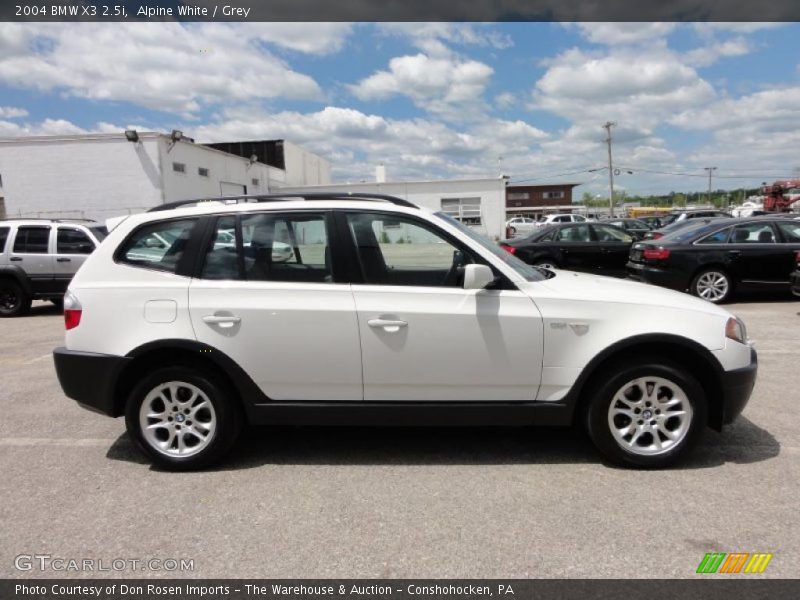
[603,121,616,217]
[704,166,717,206]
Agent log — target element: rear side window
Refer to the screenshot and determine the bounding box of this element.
[556,224,590,242]
[0,227,8,252]
[200,212,332,283]
[118,218,198,273]
[13,226,50,253]
[776,221,800,242]
[593,225,632,242]
[730,223,776,244]
[696,227,731,244]
[57,228,95,254]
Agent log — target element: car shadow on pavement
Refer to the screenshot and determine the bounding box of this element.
[25,302,62,317]
[105,416,779,471]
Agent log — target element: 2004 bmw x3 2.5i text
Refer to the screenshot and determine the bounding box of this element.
[53,193,757,470]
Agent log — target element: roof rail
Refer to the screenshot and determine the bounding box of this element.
[147,192,417,213]
[0,217,97,223]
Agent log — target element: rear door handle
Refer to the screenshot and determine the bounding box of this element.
[9,257,21,262]
[727,250,741,257]
[57,258,71,262]
[368,318,408,332]
[202,315,241,328]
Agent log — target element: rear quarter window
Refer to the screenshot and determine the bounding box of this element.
[0,227,8,252]
[117,218,198,273]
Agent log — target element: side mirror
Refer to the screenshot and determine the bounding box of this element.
[463,264,495,290]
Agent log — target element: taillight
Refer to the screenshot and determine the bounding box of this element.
[500,244,517,255]
[63,290,82,330]
[795,250,800,265]
[643,247,671,260]
[651,232,664,239]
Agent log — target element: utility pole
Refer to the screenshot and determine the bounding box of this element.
[603,121,616,216]
[704,166,717,206]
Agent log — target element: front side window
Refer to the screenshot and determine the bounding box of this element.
[57,228,95,254]
[0,226,9,253]
[348,212,476,287]
[776,221,800,242]
[13,226,49,254]
[118,218,198,273]
[592,225,632,242]
[555,224,590,242]
[730,223,776,244]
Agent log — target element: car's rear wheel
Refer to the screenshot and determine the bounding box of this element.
[691,268,732,303]
[533,258,558,270]
[125,366,243,470]
[0,280,31,317]
[585,360,707,468]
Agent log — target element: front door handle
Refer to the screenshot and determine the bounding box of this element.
[727,250,741,257]
[9,257,21,262]
[57,258,71,262]
[367,318,408,332]
[202,315,241,328]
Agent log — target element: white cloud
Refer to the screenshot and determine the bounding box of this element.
[494,92,516,110]
[684,38,752,68]
[242,23,353,55]
[532,47,715,130]
[378,23,513,53]
[350,53,493,120]
[570,23,677,46]
[0,117,87,137]
[0,106,28,118]
[0,23,322,117]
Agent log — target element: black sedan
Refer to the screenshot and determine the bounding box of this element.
[627,217,800,303]
[500,222,634,276]
[605,217,653,240]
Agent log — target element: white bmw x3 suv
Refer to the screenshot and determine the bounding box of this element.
[53,193,757,470]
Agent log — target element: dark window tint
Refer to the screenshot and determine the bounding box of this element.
[593,225,632,242]
[118,218,198,273]
[730,223,776,244]
[555,224,590,242]
[13,226,50,254]
[776,221,800,242]
[89,226,108,241]
[57,228,95,254]
[0,227,9,252]
[198,213,332,283]
[201,216,240,280]
[347,212,474,287]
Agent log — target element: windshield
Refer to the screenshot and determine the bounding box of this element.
[661,214,680,226]
[434,212,545,282]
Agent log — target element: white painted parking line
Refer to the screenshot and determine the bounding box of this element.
[0,438,116,447]
[24,353,53,364]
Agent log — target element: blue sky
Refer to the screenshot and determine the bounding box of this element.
[0,22,798,196]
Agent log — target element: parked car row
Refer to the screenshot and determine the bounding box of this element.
[501,215,800,303]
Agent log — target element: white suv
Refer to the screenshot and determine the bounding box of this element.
[53,193,757,470]
[535,213,589,228]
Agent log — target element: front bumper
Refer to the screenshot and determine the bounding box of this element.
[53,347,131,417]
[718,346,757,426]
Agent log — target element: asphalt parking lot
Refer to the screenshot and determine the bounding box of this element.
[1,296,798,579]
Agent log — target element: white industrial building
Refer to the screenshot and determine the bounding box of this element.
[0,131,331,220]
[0,131,510,239]
[278,175,509,240]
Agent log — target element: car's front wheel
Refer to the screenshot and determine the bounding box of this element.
[125,367,243,470]
[533,258,559,270]
[585,360,707,468]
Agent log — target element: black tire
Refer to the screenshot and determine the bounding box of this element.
[509,226,517,236]
[690,268,733,304]
[0,279,31,317]
[125,366,244,471]
[585,359,707,468]
[533,258,559,269]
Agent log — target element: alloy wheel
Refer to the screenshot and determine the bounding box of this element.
[695,271,729,302]
[139,381,217,457]
[607,376,693,456]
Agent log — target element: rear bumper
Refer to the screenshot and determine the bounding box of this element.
[719,346,758,426]
[791,271,800,297]
[626,261,688,291]
[53,347,130,417]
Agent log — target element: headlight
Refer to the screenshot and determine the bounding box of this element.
[725,317,747,344]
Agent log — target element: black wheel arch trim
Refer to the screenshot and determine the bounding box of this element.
[119,339,270,419]
[561,332,730,430]
[0,265,33,295]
